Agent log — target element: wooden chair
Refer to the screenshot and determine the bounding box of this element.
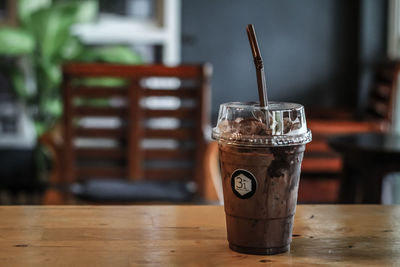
[43,63,216,204]
[299,60,399,203]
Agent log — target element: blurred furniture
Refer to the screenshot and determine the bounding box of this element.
[43,63,214,204]
[329,133,400,203]
[300,61,400,203]
[2,205,399,266]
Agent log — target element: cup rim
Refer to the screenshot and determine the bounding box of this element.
[219,101,304,111]
[212,128,312,147]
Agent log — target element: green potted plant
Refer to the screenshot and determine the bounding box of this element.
[0,0,142,135]
[0,0,142,188]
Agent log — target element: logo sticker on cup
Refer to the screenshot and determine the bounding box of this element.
[231,169,257,199]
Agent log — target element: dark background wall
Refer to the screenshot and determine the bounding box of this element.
[358,0,388,114]
[181,0,387,120]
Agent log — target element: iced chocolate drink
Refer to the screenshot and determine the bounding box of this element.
[212,102,312,255]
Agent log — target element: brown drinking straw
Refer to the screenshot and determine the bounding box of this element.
[246,24,269,123]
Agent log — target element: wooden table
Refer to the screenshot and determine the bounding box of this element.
[0,205,399,266]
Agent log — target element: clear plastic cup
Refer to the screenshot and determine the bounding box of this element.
[212,102,312,255]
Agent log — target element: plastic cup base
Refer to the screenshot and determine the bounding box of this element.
[229,243,290,255]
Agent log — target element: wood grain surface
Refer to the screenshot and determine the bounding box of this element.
[0,205,398,266]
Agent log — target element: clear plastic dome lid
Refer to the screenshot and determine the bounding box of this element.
[212,102,312,147]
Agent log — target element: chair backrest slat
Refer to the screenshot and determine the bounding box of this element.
[75,148,125,159]
[73,107,127,117]
[143,149,194,160]
[142,88,198,97]
[143,108,196,118]
[73,87,128,97]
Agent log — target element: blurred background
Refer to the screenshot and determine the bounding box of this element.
[0,0,399,205]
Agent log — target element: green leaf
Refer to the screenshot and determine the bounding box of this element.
[61,36,84,61]
[30,8,72,61]
[30,1,98,61]
[0,28,35,55]
[34,121,47,137]
[10,69,30,100]
[40,98,62,117]
[34,95,61,136]
[35,143,52,183]
[77,46,143,64]
[73,0,98,22]
[37,59,61,92]
[17,0,52,27]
